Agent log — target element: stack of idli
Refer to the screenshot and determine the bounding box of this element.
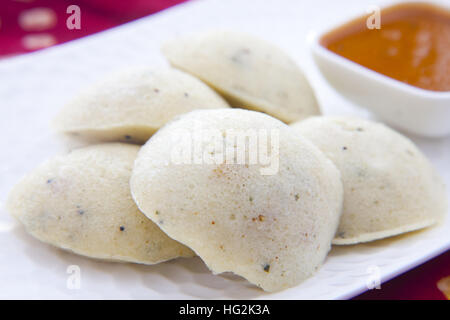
[7,30,447,293]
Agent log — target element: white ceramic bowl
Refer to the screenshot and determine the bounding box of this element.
[310,3,450,138]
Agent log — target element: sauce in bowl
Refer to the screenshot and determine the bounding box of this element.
[321,3,450,92]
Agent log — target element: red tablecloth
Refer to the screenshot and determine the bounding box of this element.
[0,0,448,300]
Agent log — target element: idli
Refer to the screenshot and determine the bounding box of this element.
[291,116,448,245]
[130,109,343,292]
[7,143,194,264]
[162,31,319,123]
[52,67,230,143]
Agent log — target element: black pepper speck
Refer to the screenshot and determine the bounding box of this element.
[263,264,270,273]
[119,226,125,231]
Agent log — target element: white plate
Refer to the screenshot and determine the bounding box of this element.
[0,0,448,299]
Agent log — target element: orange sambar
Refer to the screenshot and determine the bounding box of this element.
[321,3,450,92]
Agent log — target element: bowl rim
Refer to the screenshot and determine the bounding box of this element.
[309,0,450,100]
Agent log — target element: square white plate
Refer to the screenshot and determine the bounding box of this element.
[0,0,448,299]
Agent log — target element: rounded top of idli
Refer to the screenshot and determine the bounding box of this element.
[291,116,448,244]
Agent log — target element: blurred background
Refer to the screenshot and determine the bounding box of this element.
[0,0,187,58]
[0,0,448,300]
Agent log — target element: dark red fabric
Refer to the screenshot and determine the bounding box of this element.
[355,250,449,300]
